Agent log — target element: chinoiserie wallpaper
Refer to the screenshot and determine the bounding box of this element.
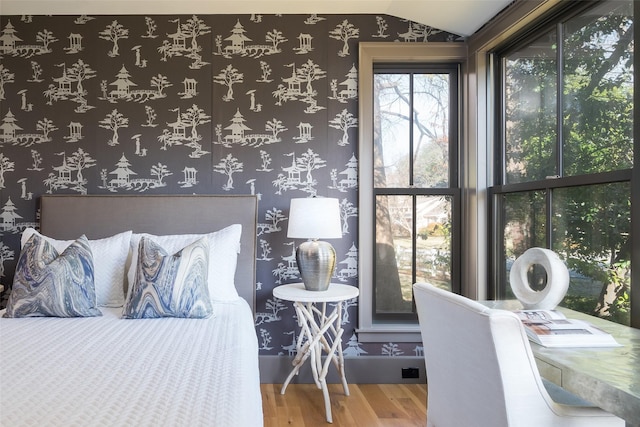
[0,13,459,356]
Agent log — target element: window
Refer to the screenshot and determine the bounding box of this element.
[491,0,635,326]
[373,66,460,321]
[358,43,465,341]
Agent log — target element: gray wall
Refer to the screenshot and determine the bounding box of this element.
[0,13,459,356]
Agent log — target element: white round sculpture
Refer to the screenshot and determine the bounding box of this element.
[509,247,570,310]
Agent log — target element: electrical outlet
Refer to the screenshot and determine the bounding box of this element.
[401,367,420,378]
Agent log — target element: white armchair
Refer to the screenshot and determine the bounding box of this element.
[412,282,624,427]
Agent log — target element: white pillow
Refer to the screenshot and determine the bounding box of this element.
[127,224,242,302]
[21,228,133,307]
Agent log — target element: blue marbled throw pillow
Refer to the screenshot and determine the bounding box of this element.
[4,233,101,318]
[122,236,213,319]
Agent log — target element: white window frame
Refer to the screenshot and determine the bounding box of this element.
[357,42,468,342]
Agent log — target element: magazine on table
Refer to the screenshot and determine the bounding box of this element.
[514,309,621,348]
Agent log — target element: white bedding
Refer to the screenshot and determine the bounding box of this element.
[0,299,263,427]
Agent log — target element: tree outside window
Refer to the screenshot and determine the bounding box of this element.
[497,0,633,325]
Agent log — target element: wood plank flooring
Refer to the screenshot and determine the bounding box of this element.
[261,383,428,426]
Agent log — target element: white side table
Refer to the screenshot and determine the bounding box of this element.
[273,283,359,423]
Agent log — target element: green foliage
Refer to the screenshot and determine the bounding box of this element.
[502,1,634,325]
[562,295,598,314]
[608,290,631,325]
[418,223,446,240]
[605,260,631,325]
[417,227,429,240]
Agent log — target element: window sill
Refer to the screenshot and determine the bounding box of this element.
[356,325,422,343]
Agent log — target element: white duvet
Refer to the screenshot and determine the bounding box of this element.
[0,300,263,427]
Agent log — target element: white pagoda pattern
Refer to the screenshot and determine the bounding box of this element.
[0,12,459,357]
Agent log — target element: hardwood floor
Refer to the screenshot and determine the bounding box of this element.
[261,383,428,426]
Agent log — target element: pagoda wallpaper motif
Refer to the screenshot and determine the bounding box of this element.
[0,13,459,356]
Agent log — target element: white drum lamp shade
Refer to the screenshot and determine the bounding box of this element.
[287,198,342,291]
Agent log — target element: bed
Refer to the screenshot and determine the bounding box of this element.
[0,195,263,427]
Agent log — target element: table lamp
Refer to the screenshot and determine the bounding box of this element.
[287,197,342,291]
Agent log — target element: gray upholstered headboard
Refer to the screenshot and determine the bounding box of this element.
[39,195,258,312]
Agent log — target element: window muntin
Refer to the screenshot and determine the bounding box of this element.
[552,183,631,325]
[502,183,631,326]
[374,72,451,189]
[502,190,546,272]
[375,73,411,188]
[374,195,453,317]
[495,0,634,326]
[504,30,558,184]
[562,1,634,176]
[413,73,451,188]
[373,66,458,322]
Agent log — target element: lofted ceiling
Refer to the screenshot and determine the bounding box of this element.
[0,0,513,37]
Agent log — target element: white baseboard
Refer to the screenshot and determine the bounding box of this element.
[259,355,426,384]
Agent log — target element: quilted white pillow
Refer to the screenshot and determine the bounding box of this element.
[127,224,241,302]
[21,228,133,307]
